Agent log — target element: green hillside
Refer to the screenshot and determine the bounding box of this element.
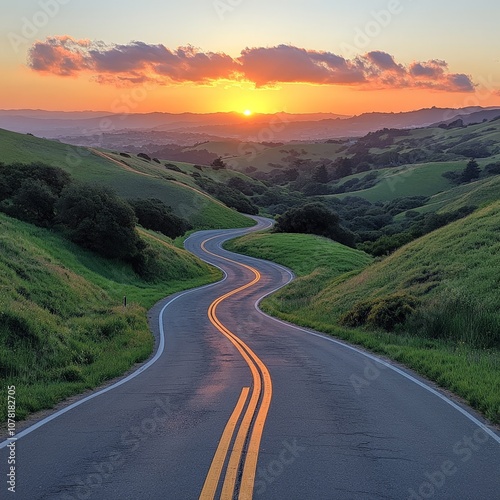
[0,212,220,421]
[0,129,253,230]
[228,204,500,422]
[289,202,500,323]
[261,203,500,351]
[328,159,494,203]
[225,232,372,278]
[193,140,349,173]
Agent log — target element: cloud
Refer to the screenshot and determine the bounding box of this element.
[28,37,475,92]
[365,51,404,73]
[238,45,366,86]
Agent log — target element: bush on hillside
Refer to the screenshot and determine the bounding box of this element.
[359,207,477,256]
[129,198,191,239]
[227,177,258,196]
[0,162,71,199]
[196,178,259,215]
[340,294,419,331]
[484,162,500,176]
[275,203,355,247]
[8,179,58,227]
[211,157,227,170]
[165,163,183,172]
[56,184,143,260]
[0,162,72,226]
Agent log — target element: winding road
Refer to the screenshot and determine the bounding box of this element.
[1,217,499,499]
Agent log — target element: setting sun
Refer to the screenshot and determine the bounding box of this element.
[243,109,253,116]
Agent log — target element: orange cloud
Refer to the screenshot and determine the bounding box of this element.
[28,37,475,92]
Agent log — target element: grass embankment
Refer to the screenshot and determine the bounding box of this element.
[226,211,500,423]
[0,213,221,422]
[0,129,253,230]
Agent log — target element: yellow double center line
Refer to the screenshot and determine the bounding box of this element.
[199,236,273,500]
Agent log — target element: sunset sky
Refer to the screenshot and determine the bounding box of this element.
[1,0,499,115]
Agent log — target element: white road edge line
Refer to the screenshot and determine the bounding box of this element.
[0,220,265,449]
[248,259,500,446]
[0,261,229,450]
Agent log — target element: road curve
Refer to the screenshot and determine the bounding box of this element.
[1,216,499,499]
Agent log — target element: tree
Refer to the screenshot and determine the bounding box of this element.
[336,158,354,178]
[0,163,72,226]
[56,184,142,260]
[275,203,355,247]
[9,179,57,227]
[312,165,329,184]
[129,198,190,238]
[211,157,227,170]
[460,159,481,183]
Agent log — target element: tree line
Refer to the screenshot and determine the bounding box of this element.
[0,162,191,277]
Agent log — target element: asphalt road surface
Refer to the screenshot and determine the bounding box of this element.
[1,216,499,499]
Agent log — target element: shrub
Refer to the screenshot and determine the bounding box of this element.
[339,301,373,328]
[211,157,227,170]
[7,179,57,227]
[56,184,142,260]
[165,163,183,172]
[484,162,500,176]
[340,294,419,331]
[0,163,72,226]
[227,177,256,196]
[137,153,151,161]
[59,366,83,382]
[366,294,419,331]
[196,178,259,215]
[275,203,355,247]
[129,198,190,239]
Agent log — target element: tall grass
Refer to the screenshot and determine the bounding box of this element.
[228,218,500,423]
[404,290,500,348]
[0,213,220,422]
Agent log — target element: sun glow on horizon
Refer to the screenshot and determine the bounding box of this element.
[243,109,253,116]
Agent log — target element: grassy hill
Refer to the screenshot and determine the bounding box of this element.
[194,119,500,176]
[0,212,221,421]
[188,140,349,173]
[225,232,372,279]
[324,119,500,203]
[282,203,500,325]
[227,205,500,422]
[328,160,472,203]
[0,129,253,230]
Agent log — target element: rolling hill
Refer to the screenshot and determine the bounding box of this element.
[227,203,500,422]
[0,212,221,421]
[0,128,254,230]
[277,202,500,323]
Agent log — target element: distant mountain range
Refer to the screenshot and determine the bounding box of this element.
[0,107,499,146]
